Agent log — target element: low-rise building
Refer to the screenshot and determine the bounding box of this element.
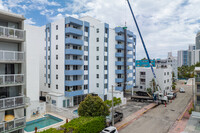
[136,66,172,93]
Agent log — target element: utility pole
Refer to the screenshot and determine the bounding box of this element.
[111,85,114,126]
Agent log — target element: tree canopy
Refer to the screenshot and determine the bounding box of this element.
[104,97,122,108]
[78,95,110,117]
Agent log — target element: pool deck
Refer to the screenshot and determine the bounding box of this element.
[24,113,66,133]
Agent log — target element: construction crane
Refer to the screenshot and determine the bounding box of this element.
[126,0,168,103]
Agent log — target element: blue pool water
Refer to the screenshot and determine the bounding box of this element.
[24,114,63,132]
[73,109,78,115]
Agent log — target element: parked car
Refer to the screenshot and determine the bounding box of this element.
[167,92,174,100]
[173,92,177,98]
[180,88,185,93]
[101,126,118,133]
[106,112,123,126]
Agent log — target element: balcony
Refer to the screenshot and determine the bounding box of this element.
[65,17,83,26]
[115,86,123,91]
[127,62,133,66]
[127,38,133,43]
[65,49,83,55]
[127,46,133,51]
[115,36,124,41]
[0,26,25,42]
[127,77,133,81]
[65,80,84,86]
[0,74,24,87]
[126,69,133,73]
[65,70,84,75]
[115,70,124,74]
[126,85,133,89]
[127,54,133,58]
[115,78,124,83]
[65,90,84,97]
[0,96,24,110]
[115,44,124,49]
[65,38,84,46]
[65,60,84,65]
[115,53,124,57]
[115,61,124,65]
[0,117,25,133]
[66,27,83,36]
[127,30,134,37]
[0,50,24,63]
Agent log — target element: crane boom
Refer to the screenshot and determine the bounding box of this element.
[126,0,160,91]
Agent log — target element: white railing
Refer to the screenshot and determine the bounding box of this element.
[0,74,24,86]
[0,117,25,132]
[0,50,24,62]
[140,75,146,78]
[0,96,25,109]
[0,26,25,40]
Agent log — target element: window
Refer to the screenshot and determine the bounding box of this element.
[48,65,50,69]
[96,28,99,33]
[117,66,121,70]
[56,65,58,69]
[48,46,50,51]
[167,79,169,82]
[167,72,169,75]
[104,74,107,79]
[197,85,200,92]
[73,75,78,80]
[105,28,108,34]
[104,56,108,61]
[104,65,107,70]
[96,83,99,87]
[197,96,200,105]
[84,46,88,51]
[48,74,50,78]
[104,37,108,43]
[56,75,58,79]
[164,72,166,76]
[84,75,88,80]
[56,25,58,30]
[48,84,50,88]
[104,83,107,88]
[56,55,58,60]
[96,56,99,60]
[65,76,70,81]
[96,38,99,42]
[96,74,99,78]
[48,56,50,60]
[84,56,88,61]
[96,65,99,69]
[65,65,70,70]
[56,85,58,89]
[96,47,99,51]
[73,65,78,70]
[104,47,107,52]
[56,35,58,40]
[84,85,88,90]
[84,65,88,70]
[84,36,88,42]
[85,27,89,32]
[164,80,166,83]
[56,45,58,50]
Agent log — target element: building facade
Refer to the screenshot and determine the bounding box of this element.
[136,66,172,93]
[194,67,200,112]
[39,16,136,108]
[136,59,155,67]
[0,10,26,133]
[196,31,200,50]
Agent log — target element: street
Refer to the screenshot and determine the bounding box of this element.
[120,80,192,133]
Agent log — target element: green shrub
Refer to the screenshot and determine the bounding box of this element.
[38,128,64,133]
[61,116,106,133]
[188,108,194,114]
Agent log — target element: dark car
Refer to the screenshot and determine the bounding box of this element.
[106,112,123,126]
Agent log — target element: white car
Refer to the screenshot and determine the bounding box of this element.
[101,126,118,133]
[180,88,185,93]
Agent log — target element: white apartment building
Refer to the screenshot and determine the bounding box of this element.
[136,66,172,93]
[0,10,26,133]
[38,16,136,108]
[156,52,178,79]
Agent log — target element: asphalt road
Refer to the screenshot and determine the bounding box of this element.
[120,80,192,133]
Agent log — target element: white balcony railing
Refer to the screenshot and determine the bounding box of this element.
[0,117,25,132]
[0,74,24,86]
[140,75,146,78]
[0,50,24,62]
[0,26,25,40]
[0,96,25,109]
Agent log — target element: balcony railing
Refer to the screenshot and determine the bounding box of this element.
[0,26,25,41]
[0,117,25,132]
[0,74,24,86]
[0,50,24,62]
[0,96,25,109]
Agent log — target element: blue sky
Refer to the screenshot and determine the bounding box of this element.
[0,0,199,59]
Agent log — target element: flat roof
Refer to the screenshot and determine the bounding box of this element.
[0,9,25,22]
[195,67,200,71]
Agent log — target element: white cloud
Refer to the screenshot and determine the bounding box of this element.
[67,0,200,59]
[25,18,36,25]
[48,13,63,21]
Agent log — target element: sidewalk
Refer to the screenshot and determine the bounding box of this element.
[168,100,193,133]
[116,103,157,131]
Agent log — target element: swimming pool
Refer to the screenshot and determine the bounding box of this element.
[24,114,63,132]
[73,109,78,115]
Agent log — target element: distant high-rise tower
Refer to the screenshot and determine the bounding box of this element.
[196,31,200,49]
